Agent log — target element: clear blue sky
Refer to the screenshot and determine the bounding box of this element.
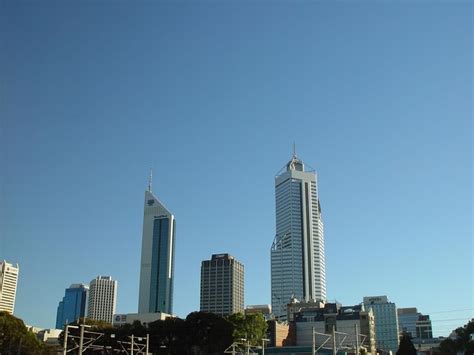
[1,0,472,337]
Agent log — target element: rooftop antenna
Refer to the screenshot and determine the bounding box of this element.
[148,168,153,193]
[293,142,297,158]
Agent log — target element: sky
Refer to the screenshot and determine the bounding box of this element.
[1,0,472,338]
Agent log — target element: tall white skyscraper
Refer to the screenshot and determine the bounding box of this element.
[271,152,326,320]
[0,261,19,314]
[138,173,175,314]
[87,276,117,323]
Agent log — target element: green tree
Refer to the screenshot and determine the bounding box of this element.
[396,334,417,355]
[0,311,52,355]
[226,313,268,346]
[439,320,474,355]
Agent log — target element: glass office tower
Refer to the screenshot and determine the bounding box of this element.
[55,284,88,328]
[138,183,175,314]
[271,153,326,320]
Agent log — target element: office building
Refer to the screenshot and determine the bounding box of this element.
[200,254,244,316]
[0,261,19,314]
[271,151,326,320]
[55,283,89,328]
[363,296,399,353]
[398,308,433,340]
[292,302,376,354]
[87,276,117,323]
[138,173,175,314]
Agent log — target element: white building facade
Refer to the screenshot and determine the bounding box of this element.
[87,276,117,323]
[138,179,175,315]
[271,153,326,320]
[0,261,19,314]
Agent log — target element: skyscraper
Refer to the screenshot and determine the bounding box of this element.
[138,173,175,314]
[363,296,400,352]
[271,151,326,320]
[200,254,244,316]
[87,276,117,323]
[0,261,19,314]
[56,284,89,329]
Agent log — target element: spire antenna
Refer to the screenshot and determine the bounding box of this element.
[148,169,153,193]
[293,142,297,158]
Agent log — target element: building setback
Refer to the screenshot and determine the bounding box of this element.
[363,296,399,353]
[200,254,244,316]
[56,284,89,328]
[271,152,326,320]
[0,261,19,314]
[138,173,175,314]
[87,276,117,323]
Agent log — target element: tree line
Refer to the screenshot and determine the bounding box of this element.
[1,310,268,355]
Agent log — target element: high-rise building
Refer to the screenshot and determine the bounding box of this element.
[55,284,89,328]
[271,152,326,320]
[363,296,400,352]
[138,173,175,314]
[87,276,117,323]
[398,308,433,340]
[200,254,244,316]
[0,261,19,314]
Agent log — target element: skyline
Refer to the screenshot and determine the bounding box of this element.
[1,0,472,337]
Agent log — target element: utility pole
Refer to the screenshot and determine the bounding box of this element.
[355,324,359,355]
[332,325,337,355]
[63,325,69,355]
[312,326,316,355]
[79,324,85,354]
[146,333,149,355]
[130,334,134,355]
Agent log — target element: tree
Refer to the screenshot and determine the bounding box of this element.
[439,320,474,355]
[396,334,417,355]
[0,311,52,355]
[226,313,268,346]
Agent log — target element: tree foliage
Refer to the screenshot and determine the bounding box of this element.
[0,311,53,355]
[439,320,474,355]
[226,312,268,346]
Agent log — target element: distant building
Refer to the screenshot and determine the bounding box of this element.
[292,302,376,355]
[0,261,19,314]
[271,152,326,320]
[287,297,326,322]
[200,254,244,316]
[138,174,175,315]
[398,308,433,340]
[55,284,89,329]
[112,312,172,326]
[246,304,272,319]
[87,276,117,323]
[363,295,399,353]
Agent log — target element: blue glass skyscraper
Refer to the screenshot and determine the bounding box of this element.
[55,284,88,329]
[138,174,175,314]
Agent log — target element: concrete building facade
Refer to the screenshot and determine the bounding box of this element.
[87,276,117,323]
[138,177,175,315]
[200,254,244,316]
[271,152,326,320]
[363,295,399,353]
[0,261,19,314]
[292,303,376,355]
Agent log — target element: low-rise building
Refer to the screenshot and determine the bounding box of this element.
[292,302,376,354]
[112,312,172,326]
